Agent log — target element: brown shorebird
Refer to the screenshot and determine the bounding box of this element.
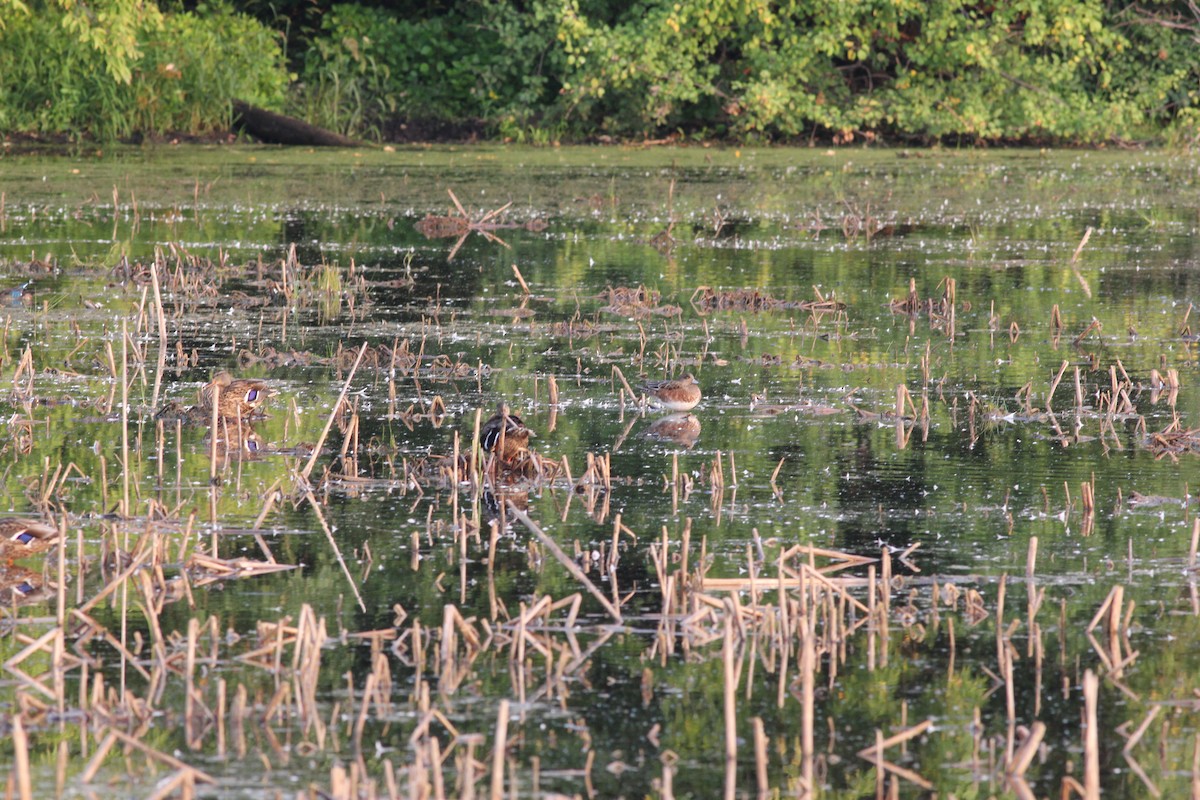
[640,373,701,412]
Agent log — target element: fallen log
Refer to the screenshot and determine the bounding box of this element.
[232,100,361,147]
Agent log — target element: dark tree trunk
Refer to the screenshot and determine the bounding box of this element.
[232,100,361,147]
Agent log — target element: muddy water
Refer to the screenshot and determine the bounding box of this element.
[1,145,1199,797]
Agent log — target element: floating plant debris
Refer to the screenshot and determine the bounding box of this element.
[414,188,548,260]
[690,285,845,313]
[598,284,682,317]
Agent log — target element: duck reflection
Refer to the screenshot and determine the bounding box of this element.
[204,426,266,463]
[483,488,529,520]
[0,565,49,606]
[643,413,701,449]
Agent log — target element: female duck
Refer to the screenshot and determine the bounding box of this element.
[199,371,271,421]
[0,519,61,560]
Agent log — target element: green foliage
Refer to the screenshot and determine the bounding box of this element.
[0,0,30,26]
[0,0,155,83]
[554,0,1200,143]
[0,1,287,139]
[294,1,562,137]
[58,0,154,84]
[5,0,1200,143]
[132,5,288,132]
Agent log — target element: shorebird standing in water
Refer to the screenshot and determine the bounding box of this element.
[640,373,701,412]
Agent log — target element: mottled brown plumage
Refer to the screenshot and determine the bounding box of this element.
[644,412,701,448]
[641,373,701,411]
[480,402,534,463]
[0,565,46,605]
[0,518,61,561]
[199,371,271,421]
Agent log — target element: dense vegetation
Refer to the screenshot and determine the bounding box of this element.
[3,0,1200,145]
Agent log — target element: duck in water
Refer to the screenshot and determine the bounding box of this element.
[198,371,271,421]
[480,402,534,463]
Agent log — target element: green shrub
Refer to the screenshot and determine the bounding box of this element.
[555,0,1200,143]
[132,6,288,133]
[0,3,287,139]
[5,0,1200,144]
[295,2,562,137]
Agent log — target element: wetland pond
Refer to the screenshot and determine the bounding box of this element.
[1,145,1200,798]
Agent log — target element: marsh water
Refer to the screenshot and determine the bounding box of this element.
[2,145,1200,798]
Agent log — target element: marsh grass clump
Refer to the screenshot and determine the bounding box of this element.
[598,285,682,318]
[690,285,845,314]
[316,262,344,321]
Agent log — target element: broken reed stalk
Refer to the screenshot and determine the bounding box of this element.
[510,264,530,295]
[490,699,510,800]
[120,319,131,517]
[856,720,934,790]
[470,407,482,488]
[1008,721,1045,776]
[1080,475,1095,518]
[770,456,786,501]
[895,384,913,419]
[302,341,369,482]
[1073,318,1101,347]
[95,728,216,785]
[252,478,282,537]
[55,513,68,632]
[723,605,737,800]
[209,384,220,484]
[752,717,768,796]
[1191,735,1200,800]
[1190,518,1199,570]
[867,564,877,671]
[185,617,199,748]
[12,713,32,800]
[505,501,622,622]
[1046,360,1069,412]
[148,260,170,412]
[118,322,132,701]
[800,599,816,795]
[1084,669,1100,799]
[1071,226,1094,264]
[611,365,638,403]
[1122,706,1160,755]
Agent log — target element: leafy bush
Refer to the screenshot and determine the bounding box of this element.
[123,6,288,136]
[295,2,562,137]
[555,0,1200,143]
[4,0,1200,144]
[0,3,287,139]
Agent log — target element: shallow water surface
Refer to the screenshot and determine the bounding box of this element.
[1,145,1200,797]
